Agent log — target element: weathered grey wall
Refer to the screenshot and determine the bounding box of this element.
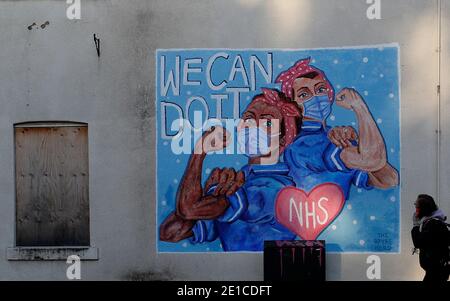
[0,0,445,280]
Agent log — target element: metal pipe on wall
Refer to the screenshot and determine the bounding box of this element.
[437,0,442,205]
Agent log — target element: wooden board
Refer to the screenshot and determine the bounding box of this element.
[15,125,90,246]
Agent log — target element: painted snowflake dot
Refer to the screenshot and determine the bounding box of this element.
[353,220,358,225]
[351,122,356,126]
[380,73,384,78]
[359,240,366,246]
[182,242,188,248]
[246,96,251,100]
[336,84,341,89]
[235,161,241,166]
[370,216,376,221]
[390,196,396,202]
[162,200,167,206]
[312,59,316,63]
[206,248,210,251]
[333,59,339,64]
[163,141,169,146]
[390,148,395,153]
[389,93,395,98]
[278,64,283,69]
[176,159,181,163]
[173,179,178,184]
[363,57,369,63]
[361,74,365,79]
[331,225,337,230]
[187,91,192,95]
[377,118,382,124]
[205,168,211,175]
[364,91,369,96]
[357,188,363,193]
[347,204,352,210]
[330,115,336,121]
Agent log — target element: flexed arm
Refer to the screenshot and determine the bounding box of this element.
[175,126,246,220]
[174,152,230,220]
[159,127,245,242]
[329,88,398,188]
[159,166,245,242]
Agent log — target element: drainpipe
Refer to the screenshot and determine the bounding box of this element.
[436,0,442,204]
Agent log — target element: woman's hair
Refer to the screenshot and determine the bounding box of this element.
[416,194,438,217]
[275,57,334,101]
[251,88,302,153]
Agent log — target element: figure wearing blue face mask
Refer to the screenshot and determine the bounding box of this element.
[283,96,373,200]
[302,95,332,121]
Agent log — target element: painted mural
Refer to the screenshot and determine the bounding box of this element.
[156,45,401,253]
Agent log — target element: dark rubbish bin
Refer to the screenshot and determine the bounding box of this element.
[264,240,326,281]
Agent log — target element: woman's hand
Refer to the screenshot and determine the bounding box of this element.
[194,126,231,154]
[204,168,245,197]
[412,212,420,227]
[328,126,358,148]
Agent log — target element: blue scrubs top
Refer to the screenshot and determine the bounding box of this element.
[283,120,372,199]
[190,163,297,251]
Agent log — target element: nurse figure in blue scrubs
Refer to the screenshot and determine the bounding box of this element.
[276,58,399,197]
[159,88,302,251]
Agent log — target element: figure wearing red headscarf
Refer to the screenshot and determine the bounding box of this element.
[276,58,398,198]
[159,89,302,251]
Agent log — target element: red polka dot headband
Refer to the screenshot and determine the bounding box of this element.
[252,88,301,150]
[275,57,334,101]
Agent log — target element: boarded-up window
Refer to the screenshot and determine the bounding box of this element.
[15,122,90,247]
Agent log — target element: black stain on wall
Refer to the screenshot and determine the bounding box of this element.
[27,23,37,30]
[40,21,50,29]
[27,21,50,30]
[93,34,101,57]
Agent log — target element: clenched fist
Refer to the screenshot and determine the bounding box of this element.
[194,126,231,154]
[204,167,245,197]
[335,88,365,110]
[328,126,358,148]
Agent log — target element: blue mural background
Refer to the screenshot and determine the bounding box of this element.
[156,45,400,253]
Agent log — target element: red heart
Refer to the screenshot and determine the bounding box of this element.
[275,183,345,240]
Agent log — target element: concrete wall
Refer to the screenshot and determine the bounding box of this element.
[0,0,446,280]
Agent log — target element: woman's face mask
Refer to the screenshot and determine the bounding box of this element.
[302,95,332,121]
[237,127,279,158]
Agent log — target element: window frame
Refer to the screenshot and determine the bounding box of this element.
[8,121,98,261]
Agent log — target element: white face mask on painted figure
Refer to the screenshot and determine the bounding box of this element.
[237,127,280,158]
